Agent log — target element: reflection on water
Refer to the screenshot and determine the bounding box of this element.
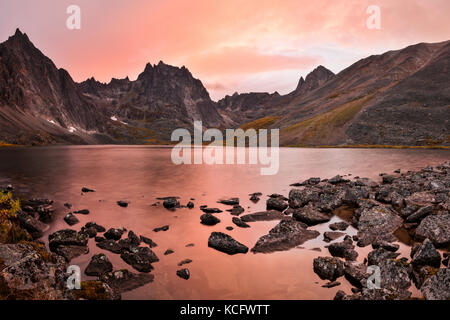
[0,146,449,299]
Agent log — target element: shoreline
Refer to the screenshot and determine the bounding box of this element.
[0,161,449,300]
[1,143,449,150]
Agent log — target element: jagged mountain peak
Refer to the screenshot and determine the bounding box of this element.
[294,65,335,93]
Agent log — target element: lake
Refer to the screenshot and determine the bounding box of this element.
[0,146,449,299]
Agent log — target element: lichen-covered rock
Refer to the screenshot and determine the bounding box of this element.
[356,205,403,246]
[266,197,288,212]
[420,268,450,300]
[0,243,67,300]
[100,269,154,293]
[85,253,113,276]
[313,257,344,281]
[288,188,320,208]
[415,214,450,247]
[379,259,412,293]
[328,238,358,261]
[410,239,441,268]
[208,232,248,255]
[367,248,400,266]
[120,246,159,273]
[293,204,331,226]
[251,220,319,253]
[104,228,125,241]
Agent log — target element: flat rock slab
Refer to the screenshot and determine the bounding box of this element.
[208,232,248,255]
[240,210,290,222]
[293,205,331,226]
[251,220,320,253]
[100,269,154,293]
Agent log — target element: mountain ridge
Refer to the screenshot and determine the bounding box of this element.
[0,29,448,147]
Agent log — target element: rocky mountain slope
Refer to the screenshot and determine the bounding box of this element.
[0,29,119,145]
[237,41,450,146]
[0,28,448,146]
[80,62,224,141]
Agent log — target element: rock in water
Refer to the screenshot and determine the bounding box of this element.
[81,187,95,193]
[251,220,320,253]
[208,232,248,255]
[162,197,180,209]
[85,253,113,276]
[104,228,125,240]
[218,198,239,205]
[200,213,221,226]
[117,201,129,208]
[176,268,190,280]
[293,204,331,226]
[356,205,403,246]
[100,269,154,293]
[313,257,345,281]
[120,247,159,273]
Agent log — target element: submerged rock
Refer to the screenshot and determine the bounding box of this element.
[227,205,245,216]
[153,225,169,232]
[218,198,239,205]
[208,232,248,255]
[251,220,320,253]
[323,231,345,243]
[100,269,154,293]
[232,217,250,228]
[240,210,289,222]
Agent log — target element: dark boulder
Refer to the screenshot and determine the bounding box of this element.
[96,239,122,254]
[266,197,288,212]
[218,198,239,205]
[120,246,159,273]
[251,220,319,253]
[117,201,129,208]
[176,268,190,280]
[329,221,349,231]
[240,210,288,222]
[415,214,450,247]
[313,257,344,281]
[232,217,250,228]
[293,204,331,226]
[73,209,90,215]
[104,228,125,240]
[153,225,169,232]
[208,232,248,255]
[420,268,450,300]
[100,269,154,293]
[85,253,113,276]
[410,239,441,268]
[63,213,79,226]
[200,213,221,226]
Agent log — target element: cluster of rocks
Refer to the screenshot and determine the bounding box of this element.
[304,162,450,300]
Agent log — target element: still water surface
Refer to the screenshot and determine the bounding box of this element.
[0,146,449,299]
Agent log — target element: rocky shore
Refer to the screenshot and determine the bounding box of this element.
[0,161,449,300]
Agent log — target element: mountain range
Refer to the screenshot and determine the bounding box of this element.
[0,29,448,146]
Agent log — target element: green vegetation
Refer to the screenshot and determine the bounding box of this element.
[240,116,280,131]
[281,95,373,144]
[72,281,112,300]
[0,192,31,244]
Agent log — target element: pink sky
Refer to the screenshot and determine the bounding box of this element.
[1,0,449,100]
